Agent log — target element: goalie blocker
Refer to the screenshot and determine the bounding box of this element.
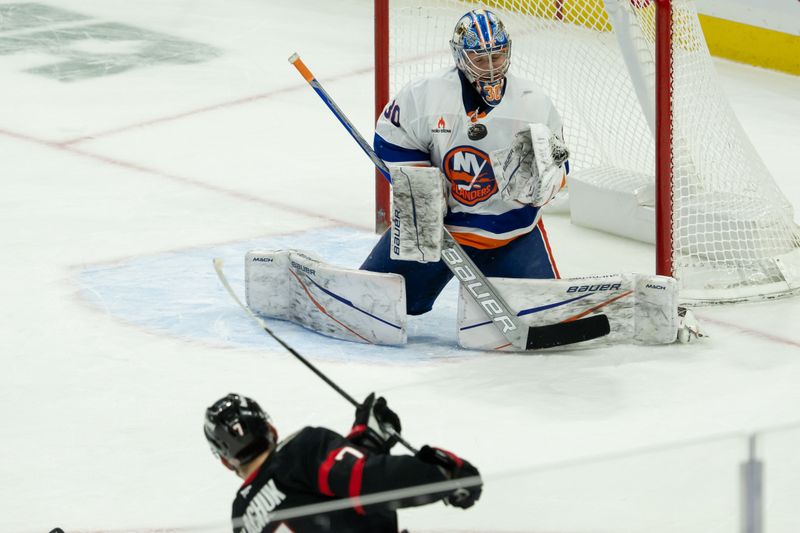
[389,166,446,263]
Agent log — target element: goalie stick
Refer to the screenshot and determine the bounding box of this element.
[213,258,418,454]
[288,53,610,350]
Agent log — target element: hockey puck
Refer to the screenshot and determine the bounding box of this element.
[468,123,487,140]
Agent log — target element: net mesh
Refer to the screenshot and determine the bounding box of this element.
[386,0,800,303]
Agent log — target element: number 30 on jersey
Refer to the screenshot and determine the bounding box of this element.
[383,100,401,127]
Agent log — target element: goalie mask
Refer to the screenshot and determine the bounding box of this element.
[450,9,511,107]
[204,393,277,469]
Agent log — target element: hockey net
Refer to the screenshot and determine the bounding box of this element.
[375,0,800,304]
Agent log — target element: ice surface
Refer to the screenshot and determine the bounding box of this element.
[1,1,799,532]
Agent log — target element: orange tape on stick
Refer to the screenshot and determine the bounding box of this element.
[288,52,314,82]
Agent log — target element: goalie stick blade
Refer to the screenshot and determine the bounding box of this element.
[525,314,611,350]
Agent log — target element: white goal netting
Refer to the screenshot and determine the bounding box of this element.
[385,0,800,303]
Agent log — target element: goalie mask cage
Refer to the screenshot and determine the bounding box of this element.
[374,0,800,304]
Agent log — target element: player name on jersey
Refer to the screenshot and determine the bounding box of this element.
[239,479,287,533]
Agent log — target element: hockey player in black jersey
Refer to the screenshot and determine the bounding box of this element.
[204,393,482,533]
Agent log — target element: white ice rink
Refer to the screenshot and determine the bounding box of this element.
[1,1,799,532]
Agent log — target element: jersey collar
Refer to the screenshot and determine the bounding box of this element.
[458,69,507,118]
[241,453,271,487]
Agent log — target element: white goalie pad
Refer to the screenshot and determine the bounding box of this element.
[245,250,407,345]
[458,274,680,351]
[390,166,445,263]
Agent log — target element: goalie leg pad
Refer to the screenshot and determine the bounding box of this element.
[458,273,681,350]
[245,250,407,345]
[390,166,445,263]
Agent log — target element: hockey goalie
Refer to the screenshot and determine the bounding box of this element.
[244,149,700,350]
[243,8,702,351]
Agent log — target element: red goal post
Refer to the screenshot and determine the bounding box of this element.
[374,0,800,304]
[654,0,673,281]
[374,0,391,234]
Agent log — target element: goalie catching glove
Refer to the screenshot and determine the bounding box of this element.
[347,392,402,454]
[490,123,569,207]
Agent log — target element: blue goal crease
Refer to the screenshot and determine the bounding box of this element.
[76,227,477,364]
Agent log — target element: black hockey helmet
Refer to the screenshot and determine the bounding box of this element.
[204,393,277,468]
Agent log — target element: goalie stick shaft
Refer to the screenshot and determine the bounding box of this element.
[288,53,610,350]
[213,258,418,454]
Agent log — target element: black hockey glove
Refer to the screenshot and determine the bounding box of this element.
[347,393,402,454]
[416,445,482,509]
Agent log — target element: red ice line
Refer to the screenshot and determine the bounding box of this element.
[58,65,375,146]
[0,124,365,232]
[0,63,381,232]
[696,314,800,349]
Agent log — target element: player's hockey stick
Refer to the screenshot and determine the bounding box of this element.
[213,258,418,453]
[288,53,610,350]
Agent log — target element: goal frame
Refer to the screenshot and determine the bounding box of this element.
[373,0,675,277]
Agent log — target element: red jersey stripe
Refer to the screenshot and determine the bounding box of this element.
[449,230,520,249]
[317,447,342,497]
[349,457,366,515]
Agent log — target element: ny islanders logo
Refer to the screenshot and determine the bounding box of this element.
[443,146,497,206]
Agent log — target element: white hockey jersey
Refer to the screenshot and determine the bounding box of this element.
[375,68,566,249]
